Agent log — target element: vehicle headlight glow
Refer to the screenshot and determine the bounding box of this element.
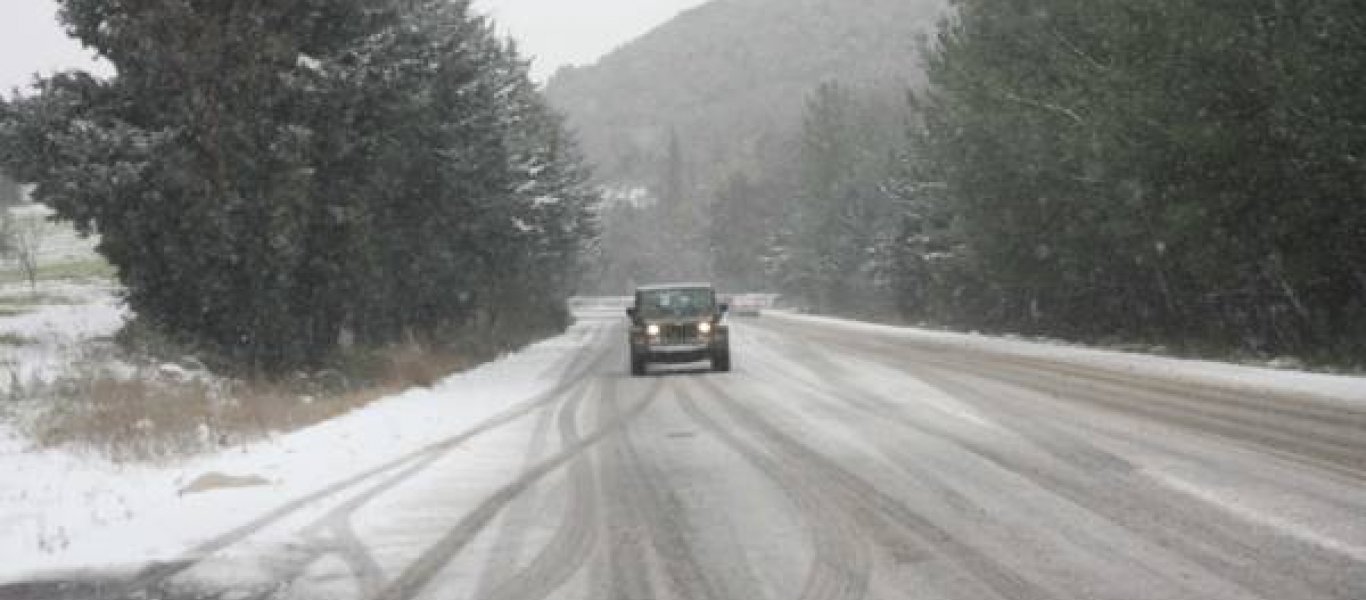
[646,324,661,336]
[698,321,712,334]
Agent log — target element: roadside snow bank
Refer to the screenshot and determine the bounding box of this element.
[767,311,1366,403]
[0,318,601,583]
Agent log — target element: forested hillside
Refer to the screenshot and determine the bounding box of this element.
[565,0,1366,365]
[547,0,941,186]
[546,0,944,291]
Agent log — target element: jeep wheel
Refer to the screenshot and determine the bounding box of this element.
[711,350,731,373]
[630,354,647,376]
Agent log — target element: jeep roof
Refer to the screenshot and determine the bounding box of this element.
[635,282,715,292]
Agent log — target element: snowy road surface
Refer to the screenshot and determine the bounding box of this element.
[5,308,1366,600]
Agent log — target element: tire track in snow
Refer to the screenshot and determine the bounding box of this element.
[595,379,654,600]
[691,375,1056,600]
[121,323,616,599]
[742,342,1264,600]
[674,380,871,600]
[593,378,726,600]
[763,318,1366,483]
[372,377,666,600]
[752,318,1366,600]
[475,377,605,600]
[467,390,562,599]
[892,355,1366,600]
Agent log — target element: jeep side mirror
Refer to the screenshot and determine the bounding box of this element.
[718,303,729,315]
[626,307,637,320]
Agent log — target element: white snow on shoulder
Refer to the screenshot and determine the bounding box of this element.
[0,281,128,392]
[0,318,603,583]
[767,311,1366,403]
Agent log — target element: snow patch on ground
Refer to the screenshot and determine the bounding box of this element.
[0,316,601,584]
[0,280,128,392]
[767,311,1366,403]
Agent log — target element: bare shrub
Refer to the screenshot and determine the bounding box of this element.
[376,342,475,389]
[31,370,220,463]
[11,216,43,290]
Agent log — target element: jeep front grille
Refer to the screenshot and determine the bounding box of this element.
[658,324,699,344]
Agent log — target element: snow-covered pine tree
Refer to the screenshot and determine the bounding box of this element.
[0,0,598,373]
[909,0,1366,359]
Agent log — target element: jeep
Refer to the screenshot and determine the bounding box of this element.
[626,283,730,375]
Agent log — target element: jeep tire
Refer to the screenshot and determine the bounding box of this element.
[711,347,731,372]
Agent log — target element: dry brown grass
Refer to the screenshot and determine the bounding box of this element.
[24,343,478,464]
[32,374,220,463]
[376,342,478,389]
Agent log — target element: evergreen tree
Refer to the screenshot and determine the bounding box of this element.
[708,171,778,291]
[654,129,707,280]
[905,0,1366,359]
[770,82,903,315]
[0,0,598,373]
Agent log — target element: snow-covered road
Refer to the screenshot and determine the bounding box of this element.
[4,308,1366,600]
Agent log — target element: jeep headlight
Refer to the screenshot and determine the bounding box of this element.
[646,324,661,336]
[698,321,712,334]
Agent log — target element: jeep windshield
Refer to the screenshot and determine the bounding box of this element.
[638,288,715,319]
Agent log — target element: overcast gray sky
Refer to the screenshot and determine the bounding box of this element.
[0,0,708,94]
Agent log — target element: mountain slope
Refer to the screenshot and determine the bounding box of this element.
[544,0,946,187]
